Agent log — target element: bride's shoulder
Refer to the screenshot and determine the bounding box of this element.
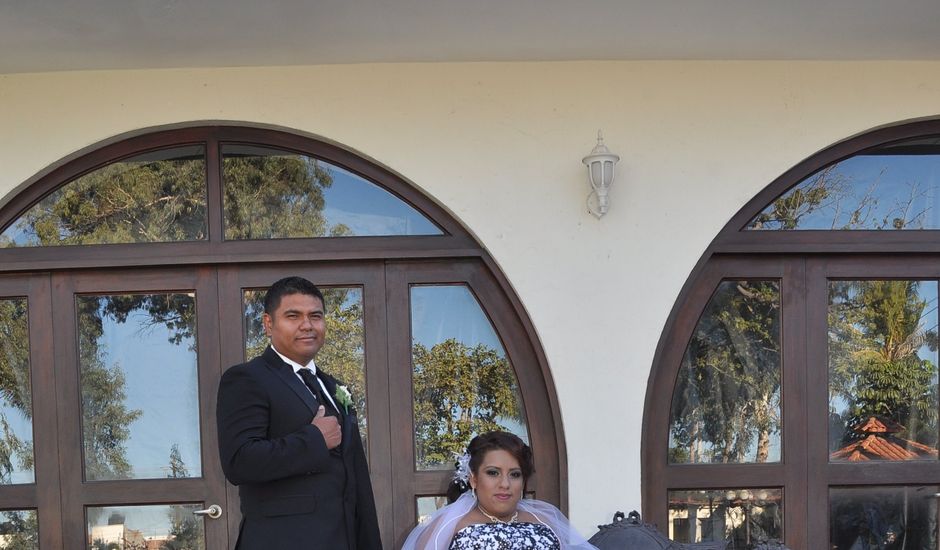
[453,508,485,533]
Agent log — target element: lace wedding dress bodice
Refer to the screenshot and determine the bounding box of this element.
[449,522,561,550]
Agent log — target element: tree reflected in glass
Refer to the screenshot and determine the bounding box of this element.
[222,145,440,239]
[0,146,207,247]
[0,509,38,549]
[410,285,527,470]
[669,280,781,464]
[829,280,939,461]
[0,299,34,484]
[748,139,940,230]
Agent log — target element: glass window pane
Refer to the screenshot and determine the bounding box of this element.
[668,280,782,464]
[0,509,38,548]
[87,504,205,549]
[410,285,528,470]
[221,145,442,239]
[243,287,368,448]
[830,486,938,549]
[668,489,783,549]
[0,299,34,484]
[829,281,939,461]
[747,137,940,230]
[1,146,207,247]
[416,496,448,524]
[78,293,201,481]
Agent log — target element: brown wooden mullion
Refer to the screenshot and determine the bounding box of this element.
[27,274,64,548]
[0,485,37,509]
[50,271,88,548]
[802,258,833,547]
[73,478,213,504]
[0,235,481,273]
[215,266,246,542]
[193,266,230,548]
[383,261,419,549]
[205,134,224,244]
[361,264,394,548]
[781,258,808,550]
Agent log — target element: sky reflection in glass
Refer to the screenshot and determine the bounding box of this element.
[749,145,940,230]
[78,294,201,481]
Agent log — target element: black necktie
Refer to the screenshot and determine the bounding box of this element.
[298,368,338,418]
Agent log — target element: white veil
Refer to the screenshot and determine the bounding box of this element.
[400,492,599,550]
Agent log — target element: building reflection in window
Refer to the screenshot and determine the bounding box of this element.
[87,504,205,549]
[668,489,783,549]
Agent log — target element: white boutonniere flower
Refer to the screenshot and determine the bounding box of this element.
[335,385,353,414]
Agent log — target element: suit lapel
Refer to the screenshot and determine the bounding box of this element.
[262,347,319,415]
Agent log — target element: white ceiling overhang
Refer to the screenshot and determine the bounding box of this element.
[3,0,940,74]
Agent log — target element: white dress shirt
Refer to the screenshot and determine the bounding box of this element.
[271,346,339,411]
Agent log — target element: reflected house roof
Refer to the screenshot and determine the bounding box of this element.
[830,416,939,461]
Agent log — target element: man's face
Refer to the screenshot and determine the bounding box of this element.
[263,292,326,365]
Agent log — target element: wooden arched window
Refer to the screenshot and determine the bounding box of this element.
[644,119,940,550]
[0,126,564,548]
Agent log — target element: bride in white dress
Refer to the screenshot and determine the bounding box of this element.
[401,432,598,550]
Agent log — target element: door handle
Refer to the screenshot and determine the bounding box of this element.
[192,504,223,519]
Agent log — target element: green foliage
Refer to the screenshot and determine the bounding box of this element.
[80,361,142,480]
[102,293,197,348]
[0,300,31,415]
[0,510,38,549]
[77,297,144,481]
[161,506,204,550]
[750,162,930,231]
[829,280,939,448]
[0,299,34,483]
[167,444,189,479]
[669,281,781,463]
[750,167,840,230]
[223,154,350,239]
[3,151,206,247]
[315,289,367,433]
[412,338,523,468]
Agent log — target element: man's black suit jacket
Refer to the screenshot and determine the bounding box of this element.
[217,346,382,549]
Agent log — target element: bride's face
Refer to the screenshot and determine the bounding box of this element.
[469,449,524,520]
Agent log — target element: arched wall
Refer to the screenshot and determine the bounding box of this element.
[642,117,940,548]
[3,61,940,533]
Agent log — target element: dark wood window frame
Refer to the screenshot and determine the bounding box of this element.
[643,118,940,549]
[0,125,566,548]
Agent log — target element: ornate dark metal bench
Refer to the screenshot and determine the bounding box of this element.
[587,511,790,549]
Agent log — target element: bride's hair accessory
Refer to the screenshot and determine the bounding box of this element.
[453,452,471,489]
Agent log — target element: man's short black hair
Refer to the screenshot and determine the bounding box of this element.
[263,277,326,314]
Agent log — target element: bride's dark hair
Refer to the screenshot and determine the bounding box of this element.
[446,431,534,503]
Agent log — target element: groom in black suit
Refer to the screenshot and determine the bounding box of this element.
[216,276,382,549]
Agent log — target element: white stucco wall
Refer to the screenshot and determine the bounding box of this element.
[2,61,940,536]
